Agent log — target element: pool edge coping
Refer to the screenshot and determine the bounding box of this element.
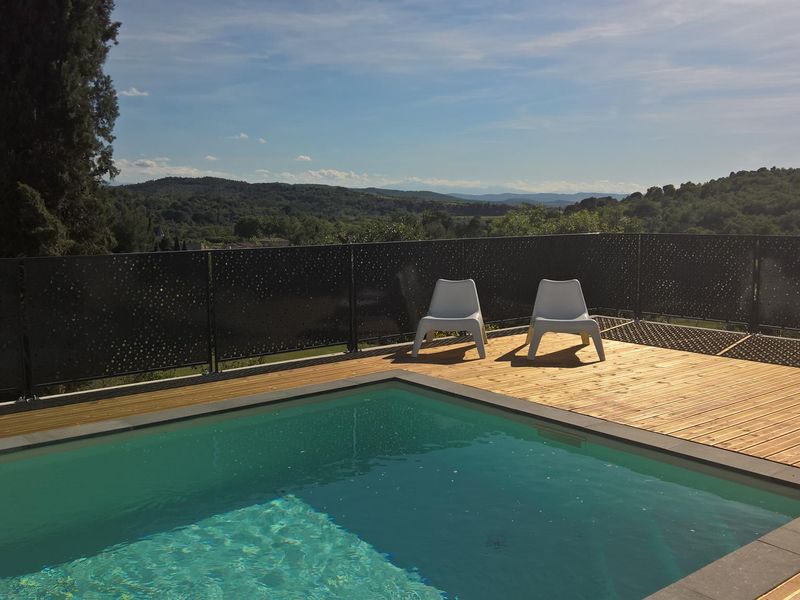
[1,368,799,599]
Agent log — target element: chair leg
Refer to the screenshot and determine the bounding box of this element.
[580,332,590,345]
[481,322,488,344]
[469,322,486,359]
[426,330,436,343]
[412,326,428,358]
[590,328,606,361]
[526,328,546,360]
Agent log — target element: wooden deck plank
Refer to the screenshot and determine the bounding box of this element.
[760,572,800,600]
[659,387,800,435]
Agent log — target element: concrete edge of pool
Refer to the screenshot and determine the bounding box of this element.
[2,368,800,599]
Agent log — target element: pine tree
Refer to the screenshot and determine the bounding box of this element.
[0,0,121,257]
[111,202,153,253]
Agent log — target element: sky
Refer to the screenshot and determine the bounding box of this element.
[107,0,800,194]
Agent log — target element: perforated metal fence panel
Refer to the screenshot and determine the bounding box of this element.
[464,236,546,323]
[464,234,638,322]
[23,252,211,387]
[465,235,579,322]
[0,260,24,400]
[212,246,351,361]
[583,234,639,312]
[353,240,465,341]
[757,236,800,330]
[639,234,755,322]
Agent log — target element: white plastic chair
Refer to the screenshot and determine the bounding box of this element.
[412,279,488,359]
[526,279,605,361]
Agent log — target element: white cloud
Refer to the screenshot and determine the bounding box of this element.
[272,168,371,186]
[258,137,267,144]
[229,132,249,140]
[115,157,231,182]
[120,87,150,97]
[417,88,498,106]
[115,1,800,81]
[488,109,619,132]
[635,93,800,135]
[404,175,486,190]
[501,178,642,194]
[295,154,312,161]
[204,155,218,161]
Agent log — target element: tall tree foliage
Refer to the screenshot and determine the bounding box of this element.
[0,0,120,256]
[568,168,800,235]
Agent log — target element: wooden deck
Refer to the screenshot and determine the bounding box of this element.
[3,330,800,467]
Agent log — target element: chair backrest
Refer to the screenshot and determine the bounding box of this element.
[427,279,482,318]
[532,279,588,320]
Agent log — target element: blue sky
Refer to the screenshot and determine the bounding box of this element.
[108,0,800,193]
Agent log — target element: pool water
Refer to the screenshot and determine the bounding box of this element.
[1,383,799,599]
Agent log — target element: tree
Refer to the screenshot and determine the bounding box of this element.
[488,205,556,237]
[234,216,262,239]
[111,202,152,253]
[458,215,484,238]
[12,183,70,256]
[420,209,455,239]
[551,210,603,234]
[0,0,121,257]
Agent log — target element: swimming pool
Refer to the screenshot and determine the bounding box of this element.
[2,379,800,599]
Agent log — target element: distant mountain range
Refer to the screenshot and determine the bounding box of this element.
[355,187,470,203]
[113,178,621,215]
[449,191,627,206]
[356,187,626,207]
[109,176,512,222]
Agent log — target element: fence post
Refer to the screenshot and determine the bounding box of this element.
[205,251,219,373]
[347,244,358,353]
[634,233,643,320]
[749,236,761,333]
[17,260,35,401]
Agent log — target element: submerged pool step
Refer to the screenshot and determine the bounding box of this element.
[0,495,444,600]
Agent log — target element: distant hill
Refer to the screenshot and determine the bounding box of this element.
[112,177,509,221]
[108,177,515,249]
[451,192,627,206]
[562,167,800,235]
[356,187,468,202]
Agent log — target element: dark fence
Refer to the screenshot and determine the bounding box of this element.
[0,260,24,398]
[211,246,352,361]
[1,233,798,402]
[638,235,756,322]
[757,237,800,330]
[22,253,211,387]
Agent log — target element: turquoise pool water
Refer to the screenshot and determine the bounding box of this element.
[1,383,799,599]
